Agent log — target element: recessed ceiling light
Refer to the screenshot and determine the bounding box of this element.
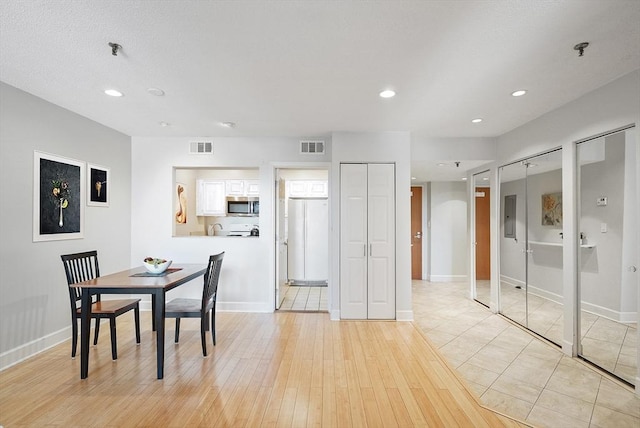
[511,90,527,97]
[104,89,123,97]
[220,121,236,128]
[471,118,483,123]
[482,177,489,181]
[159,121,170,127]
[147,87,165,96]
[437,163,446,167]
[411,176,416,180]
[379,89,396,98]
[462,177,468,181]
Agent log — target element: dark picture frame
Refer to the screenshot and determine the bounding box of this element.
[87,163,109,206]
[33,151,84,242]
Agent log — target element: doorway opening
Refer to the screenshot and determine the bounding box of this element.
[473,170,491,307]
[275,168,329,312]
[411,186,423,280]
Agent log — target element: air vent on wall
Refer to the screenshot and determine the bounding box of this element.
[189,140,213,154]
[300,140,325,154]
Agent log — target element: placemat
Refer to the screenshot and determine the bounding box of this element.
[130,267,183,277]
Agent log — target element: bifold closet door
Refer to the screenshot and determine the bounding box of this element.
[340,163,395,319]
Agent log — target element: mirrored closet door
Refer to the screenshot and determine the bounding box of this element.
[499,149,564,345]
[473,170,491,308]
[577,128,638,385]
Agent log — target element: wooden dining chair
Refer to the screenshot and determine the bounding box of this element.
[165,252,224,356]
[61,250,141,360]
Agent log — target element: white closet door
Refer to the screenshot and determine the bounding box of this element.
[367,164,396,319]
[340,164,368,319]
[305,199,329,280]
[340,163,395,320]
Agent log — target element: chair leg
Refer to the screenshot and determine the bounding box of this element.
[211,309,216,346]
[109,318,118,360]
[134,305,141,344]
[93,318,100,345]
[200,314,208,357]
[174,318,181,343]
[71,318,78,358]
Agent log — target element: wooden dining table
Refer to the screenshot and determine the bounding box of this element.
[71,263,207,379]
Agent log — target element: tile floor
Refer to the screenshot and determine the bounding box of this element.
[279,285,328,311]
[477,280,638,384]
[413,279,640,428]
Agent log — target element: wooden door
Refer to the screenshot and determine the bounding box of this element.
[411,186,423,280]
[475,186,491,280]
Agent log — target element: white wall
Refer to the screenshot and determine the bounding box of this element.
[131,136,331,312]
[331,132,413,320]
[0,83,132,369]
[429,181,468,281]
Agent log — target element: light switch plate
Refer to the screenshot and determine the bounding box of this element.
[597,197,608,206]
[601,223,608,233]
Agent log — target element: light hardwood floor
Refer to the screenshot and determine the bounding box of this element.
[0,311,527,427]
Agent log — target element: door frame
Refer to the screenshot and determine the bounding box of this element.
[470,170,492,304]
[271,163,332,313]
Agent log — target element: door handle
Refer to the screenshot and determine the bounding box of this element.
[630,266,638,272]
[414,231,422,239]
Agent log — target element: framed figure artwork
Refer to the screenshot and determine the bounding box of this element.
[87,164,109,207]
[33,151,85,242]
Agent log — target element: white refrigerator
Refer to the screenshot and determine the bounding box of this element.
[287,198,328,284]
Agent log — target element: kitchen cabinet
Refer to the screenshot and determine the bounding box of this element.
[287,180,328,197]
[226,180,260,196]
[340,163,395,320]
[196,180,226,216]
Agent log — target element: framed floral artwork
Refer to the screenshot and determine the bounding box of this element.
[541,192,562,227]
[33,151,84,241]
[87,163,109,207]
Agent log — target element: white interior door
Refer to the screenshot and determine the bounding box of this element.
[275,177,288,309]
[367,164,396,319]
[340,163,395,320]
[340,164,368,319]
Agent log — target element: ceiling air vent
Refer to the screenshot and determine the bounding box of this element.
[189,141,213,154]
[300,140,325,154]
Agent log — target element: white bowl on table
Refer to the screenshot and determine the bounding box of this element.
[143,259,172,274]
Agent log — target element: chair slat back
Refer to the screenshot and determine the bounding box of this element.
[202,252,224,312]
[61,251,100,303]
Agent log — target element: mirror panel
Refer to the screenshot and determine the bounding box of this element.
[578,130,637,385]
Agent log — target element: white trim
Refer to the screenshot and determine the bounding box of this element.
[396,310,414,321]
[0,326,70,371]
[329,309,340,320]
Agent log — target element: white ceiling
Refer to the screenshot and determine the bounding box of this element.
[1,1,639,181]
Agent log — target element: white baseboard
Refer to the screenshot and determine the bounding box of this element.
[396,310,414,321]
[329,309,340,320]
[0,326,70,372]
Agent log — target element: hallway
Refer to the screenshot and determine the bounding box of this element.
[412,280,640,427]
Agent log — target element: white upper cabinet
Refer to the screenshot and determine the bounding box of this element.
[225,180,245,196]
[196,180,226,216]
[226,179,260,196]
[287,180,328,198]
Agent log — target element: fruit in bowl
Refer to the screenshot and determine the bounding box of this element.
[143,257,172,274]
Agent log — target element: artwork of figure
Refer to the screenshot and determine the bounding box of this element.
[176,184,187,224]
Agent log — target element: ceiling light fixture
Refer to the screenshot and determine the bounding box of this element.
[471,118,483,123]
[108,42,122,56]
[104,89,123,97]
[379,90,396,98]
[574,42,589,57]
[159,121,170,127]
[462,177,468,181]
[220,121,236,128]
[511,90,527,97]
[437,163,446,167]
[147,87,165,96]
[411,177,416,180]
[482,177,489,181]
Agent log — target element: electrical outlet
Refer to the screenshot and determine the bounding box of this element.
[597,197,607,206]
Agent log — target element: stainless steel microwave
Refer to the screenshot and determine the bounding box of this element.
[226,196,259,216]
